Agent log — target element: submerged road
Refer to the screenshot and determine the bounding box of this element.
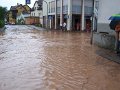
[0,25,120,90]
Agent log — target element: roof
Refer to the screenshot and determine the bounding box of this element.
[10,6,17,10]
[10,4,30,11]
[38,0,43,6]
[33,0,43,7]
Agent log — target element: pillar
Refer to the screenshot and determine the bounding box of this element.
[67,0,72,31]
[55,0,57,29]
[60,0,63,28]
[81,0,85,31]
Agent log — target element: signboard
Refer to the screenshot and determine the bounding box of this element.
[26,0,31,4]
[48,16,53,20]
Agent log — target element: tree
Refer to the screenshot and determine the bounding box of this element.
[0,6,7,20]
[0,6,7,28]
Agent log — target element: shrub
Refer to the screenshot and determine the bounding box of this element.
[35,23,42,27]
[0,6,7,28]
[0,20,5,28]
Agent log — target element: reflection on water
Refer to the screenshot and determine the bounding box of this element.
[0,25,120,90]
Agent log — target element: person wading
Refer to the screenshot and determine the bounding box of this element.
[63,22,67,31]
[115,22,120,54]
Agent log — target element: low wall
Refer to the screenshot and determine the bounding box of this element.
[93,23,116,50]
[97,23,115,35]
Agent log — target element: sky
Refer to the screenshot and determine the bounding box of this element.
[0,0,35,10]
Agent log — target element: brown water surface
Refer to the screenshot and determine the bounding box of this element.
[0,25,120,90]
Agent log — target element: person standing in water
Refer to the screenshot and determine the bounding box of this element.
[115,22,120,54]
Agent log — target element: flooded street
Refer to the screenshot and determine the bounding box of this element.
[0,25,120,90]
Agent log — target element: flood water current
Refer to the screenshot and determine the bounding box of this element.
[0,25,120,90]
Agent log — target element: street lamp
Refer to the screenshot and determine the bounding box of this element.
[43,0,48,29]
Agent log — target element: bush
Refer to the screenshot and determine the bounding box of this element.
[0,6,6,28]
[0,20,5,28]
[35,24,42,27]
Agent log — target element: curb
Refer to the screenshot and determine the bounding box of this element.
[96,49,120,64]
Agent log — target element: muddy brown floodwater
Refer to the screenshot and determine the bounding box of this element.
[0,25,120,90]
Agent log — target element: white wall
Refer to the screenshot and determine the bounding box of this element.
[43,0,54,16]
[31,1,42,17]
[85,0,92,7]
[98,0,120,24]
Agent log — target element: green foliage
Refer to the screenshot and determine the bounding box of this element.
[0,20,5,28]
[17,18,25,25]
[35,24,42,27]
[0,6,7,20]
[0,6,7,28]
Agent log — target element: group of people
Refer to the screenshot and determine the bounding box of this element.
[60,22,67,31]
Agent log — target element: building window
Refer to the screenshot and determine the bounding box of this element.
[57,0,60,14]
[49,2,51,13]
[39,13,41,17]
[95,1,99,10]
[51,1,55,13]
[34,13,35,16]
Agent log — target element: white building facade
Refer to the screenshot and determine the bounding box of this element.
[94,0,120,49]
[97,0,120,34]
[43,0,98,31]
[31,0,43,25]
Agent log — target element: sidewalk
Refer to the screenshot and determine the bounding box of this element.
[96,48,120,64]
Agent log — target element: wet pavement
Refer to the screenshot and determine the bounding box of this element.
[0,25,120,90]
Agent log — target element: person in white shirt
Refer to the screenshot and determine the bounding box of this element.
[63,22,67,31]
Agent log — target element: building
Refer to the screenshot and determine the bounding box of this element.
[25,16,40,25]
[31,0,43,25]
[16,12,30,24]
[8,4,31,24]
[43,0,99,31]
[93,0,120,49]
